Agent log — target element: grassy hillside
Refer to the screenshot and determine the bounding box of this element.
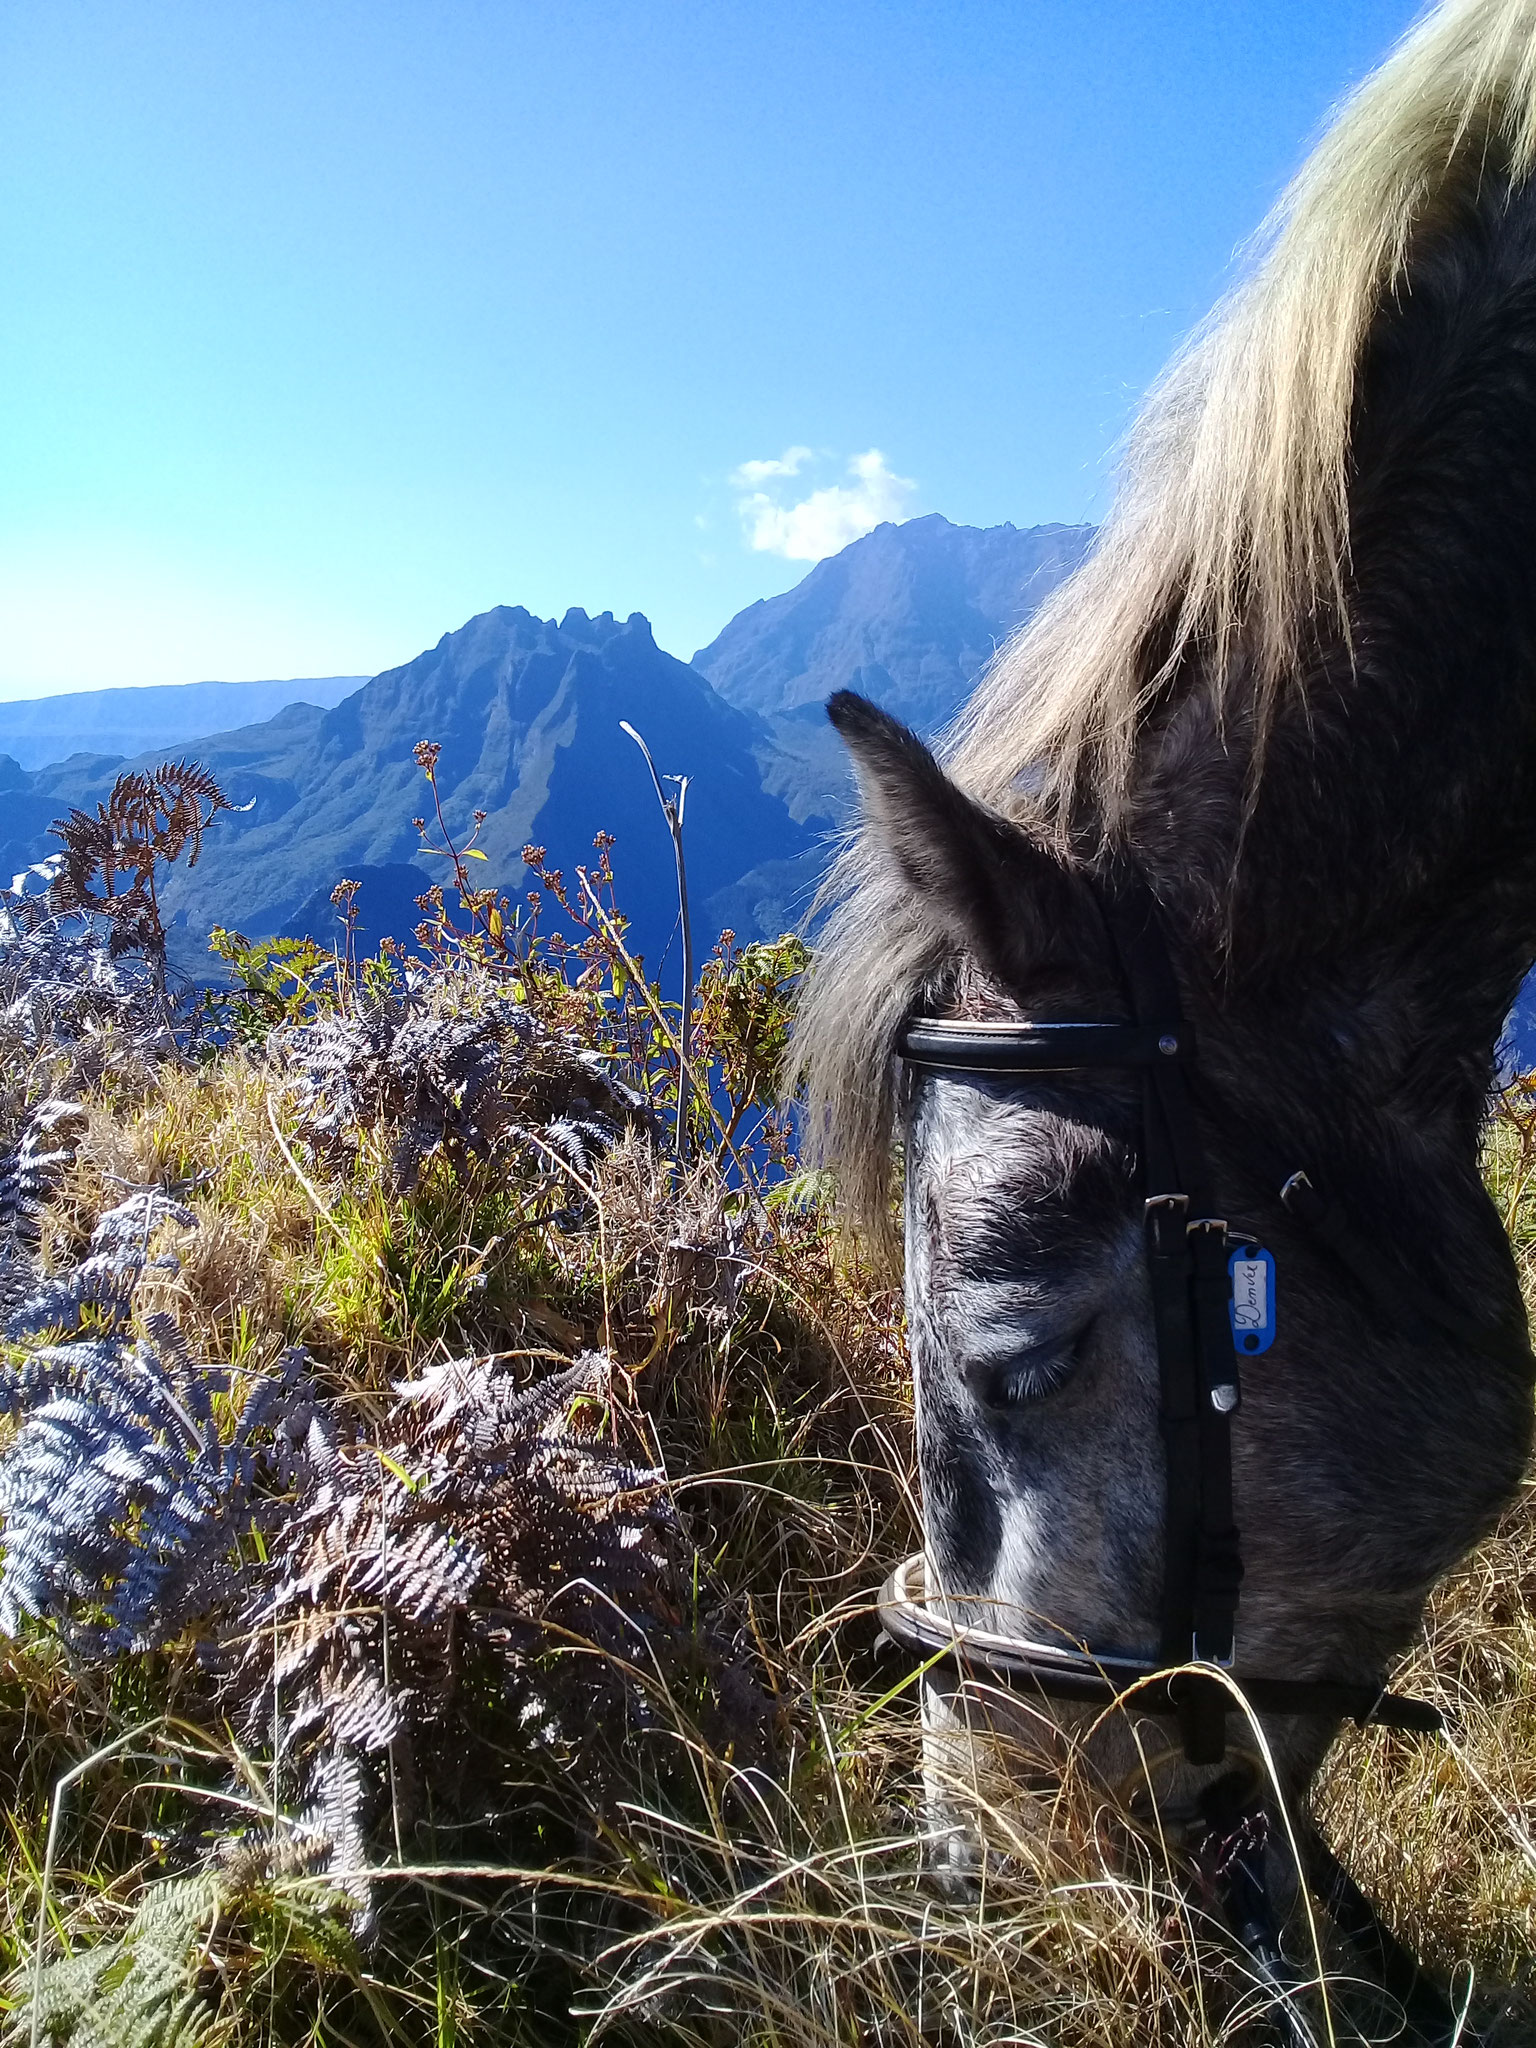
[1,789,1534,2045]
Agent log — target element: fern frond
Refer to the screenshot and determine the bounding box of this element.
[4,1256,142,1338]
[0,1097,88,1316]
[4,1187,197,1339]
[221,1347,673,1923]
[299,1745,375,1928]
[4,1870,225,2048]
[0,1098,85,1239]
[43,761,236,991]
[0,1197,314,1649]
[90,1188,199,1263]
[0,903,184,1065]
[269,984,646,1191]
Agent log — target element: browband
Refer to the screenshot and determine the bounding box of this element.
[898,1017,1194,1072]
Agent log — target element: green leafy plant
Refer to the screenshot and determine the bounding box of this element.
[693,929,810,1159]
[409,740,523,971]
[206,929,343,1040]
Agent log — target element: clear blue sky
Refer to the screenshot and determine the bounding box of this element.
[0,0,1420,700]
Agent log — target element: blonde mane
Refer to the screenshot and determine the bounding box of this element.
[791,0,1536,1251]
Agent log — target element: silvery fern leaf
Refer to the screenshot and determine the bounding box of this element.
[3,1870,225,2048]
[299,1744,376,1932]
[0,905,185,1063]
[4,1254,142,1338]
[0,1306,313,1651]
[226,1347,673,1903]
[539,1112,623,1178]
[268,983,645,1192]
[0,1098,88,1318]
[90,1189,198,1262]
[0,1098,85,1242]
[4,1186,197,1339]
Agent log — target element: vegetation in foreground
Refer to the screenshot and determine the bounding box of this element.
[0,757,1533,2044]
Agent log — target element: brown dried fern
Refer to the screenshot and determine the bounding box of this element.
[49,760,239,988]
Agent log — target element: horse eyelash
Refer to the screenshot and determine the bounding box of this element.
[991,1353,1077,1405]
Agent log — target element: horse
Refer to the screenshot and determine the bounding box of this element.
[792,0,1536,2021]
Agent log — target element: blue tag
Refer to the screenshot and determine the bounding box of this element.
[1228,1244,1276,1355]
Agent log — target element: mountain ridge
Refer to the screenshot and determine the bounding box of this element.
[0,676,366,772]
[0,518,1094,966]
[0,607,814,973]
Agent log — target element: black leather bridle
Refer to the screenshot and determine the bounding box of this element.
[881,858,1532,1766]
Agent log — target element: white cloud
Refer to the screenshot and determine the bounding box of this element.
[732,447,918,562]
[729,445,814,490]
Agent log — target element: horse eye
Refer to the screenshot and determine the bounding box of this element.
[985,1351,1077,1406]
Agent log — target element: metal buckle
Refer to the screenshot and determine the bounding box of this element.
[1187,1215,1228,1237]
[1193,1635,1237,1671]
[1144,1192,1189,1253]
[1278,1169,1312,1206]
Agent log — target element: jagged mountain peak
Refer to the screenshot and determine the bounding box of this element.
[692,513,1094,824]
[0,519,1093,964]
[693,513,1093,732]
[0,599,809,966]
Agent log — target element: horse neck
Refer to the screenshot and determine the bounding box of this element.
[1131,175,1536,1147]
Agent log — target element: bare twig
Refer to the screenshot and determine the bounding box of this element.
[620,721,693,1153]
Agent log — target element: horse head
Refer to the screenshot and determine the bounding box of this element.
[821,681,1536,1869]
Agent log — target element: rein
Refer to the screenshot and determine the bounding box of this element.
[890,859,1528,1764]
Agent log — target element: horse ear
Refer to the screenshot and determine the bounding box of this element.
[827,691,1104,990]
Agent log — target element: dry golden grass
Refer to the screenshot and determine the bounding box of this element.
[1317,1492,1536,1985]
[1,1024,1534,2044]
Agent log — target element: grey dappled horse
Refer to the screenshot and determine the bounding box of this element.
[794,0,1536,1881]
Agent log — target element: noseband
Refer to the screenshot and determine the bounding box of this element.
[880,858,1530,1765]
